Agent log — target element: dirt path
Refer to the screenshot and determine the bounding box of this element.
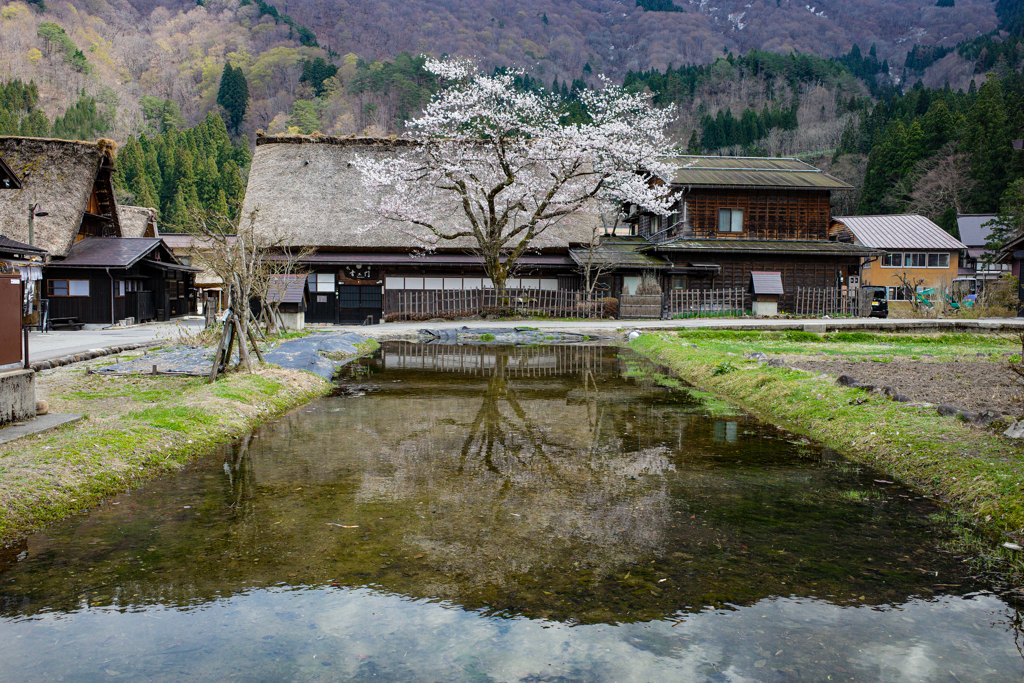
[784,356,1021,414]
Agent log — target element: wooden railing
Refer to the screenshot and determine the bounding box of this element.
[384,288,606,321]
[664,288,747,318]
[793,286,868,317]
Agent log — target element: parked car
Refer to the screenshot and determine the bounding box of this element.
[863,286,888,318]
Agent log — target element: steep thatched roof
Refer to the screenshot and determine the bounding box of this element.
[118,205,159,238]
[0,137,120,258]
[242,134,599,252]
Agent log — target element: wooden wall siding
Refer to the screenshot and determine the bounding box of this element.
[686,189,832,241]
[44,271,113,324]
[663,255,859,312]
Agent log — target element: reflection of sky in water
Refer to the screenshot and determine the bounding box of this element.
[1,345,1023,681]
[0,589,1018,682]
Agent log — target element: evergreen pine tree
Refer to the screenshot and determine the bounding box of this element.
[217,62,249,133]
[965,78,1010,210]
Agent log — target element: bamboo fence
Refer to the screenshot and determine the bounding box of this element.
[793,286,869,317]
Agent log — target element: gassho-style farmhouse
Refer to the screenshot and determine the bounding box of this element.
[0,133,994,328]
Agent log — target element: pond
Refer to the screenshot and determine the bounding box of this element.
[1,343,1021,682]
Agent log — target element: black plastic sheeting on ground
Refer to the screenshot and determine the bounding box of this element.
[98,332,368,379]
[417,327,608,346]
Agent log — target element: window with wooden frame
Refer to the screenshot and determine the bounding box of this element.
[717,208,743,233]
[307,273,335,293]
[671,275,688,290]
[114,280,142,297]
[882,252,902,267]
[48,279,89,297]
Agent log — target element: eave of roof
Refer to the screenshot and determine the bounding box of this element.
[645,239,881,256]
[0,234,46,256]
[568,236,671,269]
[281,252,576,267]
[662,155,853,190]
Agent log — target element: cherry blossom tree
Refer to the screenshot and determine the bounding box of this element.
[354,57,679,292]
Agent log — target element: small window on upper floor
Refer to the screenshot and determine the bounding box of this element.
[718,208,743,233]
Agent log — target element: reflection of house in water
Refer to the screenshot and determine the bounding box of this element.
[379,342,612,378]
[714,420,739,443]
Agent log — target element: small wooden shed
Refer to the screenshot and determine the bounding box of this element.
[264,274,308,330]
[749,271,784,316]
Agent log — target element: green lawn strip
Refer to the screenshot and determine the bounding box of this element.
[674,329,1017,361]
[0,368,331,544]
[629,333,1024,575]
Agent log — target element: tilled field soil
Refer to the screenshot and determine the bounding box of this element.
[783,355,1022,415]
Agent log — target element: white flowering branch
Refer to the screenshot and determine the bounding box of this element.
[355,58,680,290]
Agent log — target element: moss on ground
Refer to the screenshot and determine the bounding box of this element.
[629,332,1024,579]
[0,360,332,544]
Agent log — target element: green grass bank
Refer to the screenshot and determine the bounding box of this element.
[0,360,334,545]
[629,330,1024,576]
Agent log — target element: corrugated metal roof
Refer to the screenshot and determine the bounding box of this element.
[648,239,879,256]
[663,156,853,190]
[833,215,967,251]
[569,237,670,269]
[750,271,784,295]
[956,214,997,248]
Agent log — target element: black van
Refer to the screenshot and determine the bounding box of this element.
[863,286,888,318]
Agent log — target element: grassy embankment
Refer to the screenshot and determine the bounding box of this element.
[630,329,1024,576]
[0,340,378,544]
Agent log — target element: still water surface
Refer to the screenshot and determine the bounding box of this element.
[1,344,1021,682]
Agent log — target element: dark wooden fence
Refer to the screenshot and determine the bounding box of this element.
[384,288,606,321]
[793,287,869,317]
[664,288,747,318]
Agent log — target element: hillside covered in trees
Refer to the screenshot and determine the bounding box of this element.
[0,0,1019,239]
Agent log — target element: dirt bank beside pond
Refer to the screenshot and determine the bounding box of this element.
[0,352,332,545]
[782,356,1020,415]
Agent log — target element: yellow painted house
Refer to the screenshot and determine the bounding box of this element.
[829,215,967,301]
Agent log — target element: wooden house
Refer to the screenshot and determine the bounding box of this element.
[242,134,596,324]
[0,137,196,326]
[830,214,967,301]
[622,157,878,312]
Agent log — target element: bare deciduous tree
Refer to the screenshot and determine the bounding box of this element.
[186,205,311,377]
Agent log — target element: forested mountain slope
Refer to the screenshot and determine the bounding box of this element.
[0,0,1021,236]
[0,0,1000,141]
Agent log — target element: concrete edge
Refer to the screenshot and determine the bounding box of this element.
[0,413,83,445]
[29,342,161,373]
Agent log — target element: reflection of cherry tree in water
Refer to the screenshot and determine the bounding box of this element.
[397,347,675,587]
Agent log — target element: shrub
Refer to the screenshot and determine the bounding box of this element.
[635,270,663,295]
[602,297,619,318]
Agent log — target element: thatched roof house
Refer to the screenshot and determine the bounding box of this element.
[117,205,159,239]
[242,133,603,324]
[0,137,121,257]
[243,134,599,251]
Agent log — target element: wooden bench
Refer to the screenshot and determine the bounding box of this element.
[49,317,85,331]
